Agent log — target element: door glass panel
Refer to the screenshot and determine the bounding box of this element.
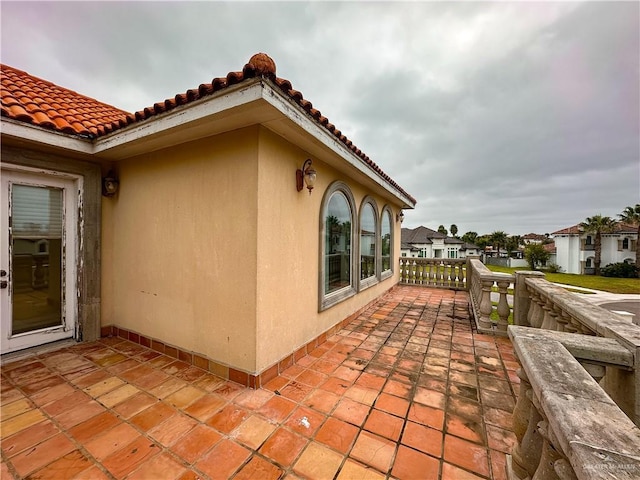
[11,184,63,334]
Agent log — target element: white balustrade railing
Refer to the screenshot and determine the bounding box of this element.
[398,257,467,290]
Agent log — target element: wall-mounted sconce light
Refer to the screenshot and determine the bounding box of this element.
[296,159,317,194]
[396,210,405,223]
[102,171,119,197]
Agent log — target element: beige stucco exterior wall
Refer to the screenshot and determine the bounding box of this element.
[254,127,403,372]
[102,124,405,375]
[101,127,260,371]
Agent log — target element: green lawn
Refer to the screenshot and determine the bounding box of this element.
[485,265,640,294]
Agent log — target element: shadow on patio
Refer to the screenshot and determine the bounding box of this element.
[1,285,518,480]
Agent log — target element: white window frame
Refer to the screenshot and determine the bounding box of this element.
[358,197,379,291]
[319,182,357,311]
[380,206,393,280]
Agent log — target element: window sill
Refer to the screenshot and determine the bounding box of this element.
[320,286,356,311]
[358,275,379,291]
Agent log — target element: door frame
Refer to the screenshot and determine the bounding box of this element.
[1,146,102,349]
[1,166,82,353]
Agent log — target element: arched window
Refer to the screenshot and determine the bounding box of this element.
[380,207,393,277]
[320,183,356,309]
[359,201,377,286]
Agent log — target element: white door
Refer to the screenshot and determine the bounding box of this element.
[1,167,79,354]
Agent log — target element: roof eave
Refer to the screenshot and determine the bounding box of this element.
[2,76,415,208]
[1,117,94,155]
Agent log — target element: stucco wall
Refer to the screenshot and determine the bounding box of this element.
[101,127,259,371]
[102,125,404,375]
[254,127,402,372]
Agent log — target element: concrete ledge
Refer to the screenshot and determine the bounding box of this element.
[508,325,633,369]
[508,327,640,478]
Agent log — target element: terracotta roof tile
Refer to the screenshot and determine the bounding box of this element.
[1,64,131,137]
[552,222,639,235]
[1,53,414,203]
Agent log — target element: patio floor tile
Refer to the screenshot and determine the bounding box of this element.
[315,416,359,454]
[392,444,440,479]
[234,455,283,480]
[170,423,222,463]
[350,430,396,473]
[195,438,251,479]
[363,408,404,441]
[101,435,159,478]
[127,451,186,480]
[0,285,518,479]
[259,427,308,467]
[293,441,343,480]
[10,432,75,477]
[337,459,386,480]
[28,450,93,480]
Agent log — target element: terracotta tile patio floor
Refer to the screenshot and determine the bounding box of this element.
[0,286,519,480]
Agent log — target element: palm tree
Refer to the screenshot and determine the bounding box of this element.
[580,215,616,275]
[619,204,640,266]
[490,231,508,257]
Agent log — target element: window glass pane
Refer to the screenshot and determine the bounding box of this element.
[11,184,64,334]
[381,210,391,271]
[325,192,351,294]
[12,185,63,237]
[360,203,376,279]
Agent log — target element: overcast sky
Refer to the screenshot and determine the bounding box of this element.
[2,1,638,236]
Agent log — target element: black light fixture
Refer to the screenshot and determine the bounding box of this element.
[102,170,119,197]
[296,159,317,194]
[396,210,405,223]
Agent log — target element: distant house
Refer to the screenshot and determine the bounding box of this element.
[552,223,637,274]
[0,53,415,386]
[522,233,547,245]
[400,226,480,259]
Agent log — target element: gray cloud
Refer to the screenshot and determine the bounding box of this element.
[2,1,638,236]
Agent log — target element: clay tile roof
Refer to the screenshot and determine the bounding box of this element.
[552,222,639,236]
[552,225,581,235]
[1,64,131,138]
[1,53,414,203]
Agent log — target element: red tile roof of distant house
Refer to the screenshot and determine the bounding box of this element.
[1,53,414,203]
[552,222,639,235]
[523,233,546,241]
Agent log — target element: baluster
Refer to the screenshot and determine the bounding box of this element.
[429,260,436,285]
[479,279,493,329]
[410,260,416,284]
[496,279,511,332]
[512,389,544,478]
[512,369,532,443]
[532,420,562,480]
[529,291,544,329]
[415,262,422,285]
[555,308,570,332]
[541,298,558,330]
